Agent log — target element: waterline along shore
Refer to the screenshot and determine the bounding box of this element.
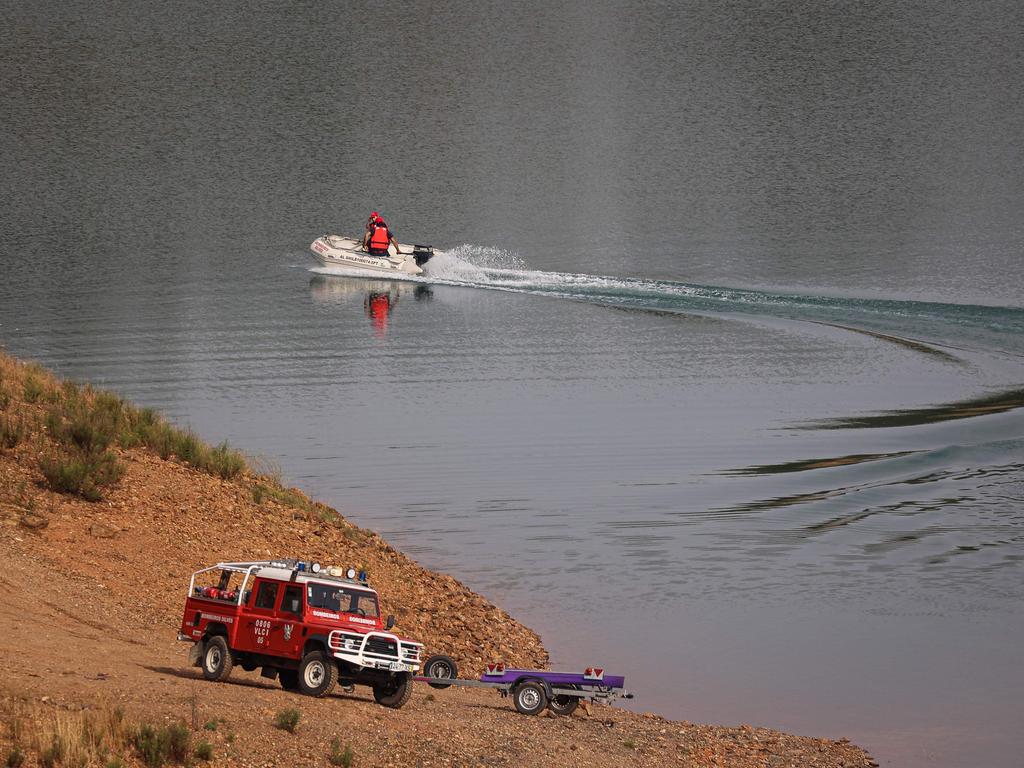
[0,351,876,767]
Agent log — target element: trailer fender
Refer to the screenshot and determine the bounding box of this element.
[513,676,553,700]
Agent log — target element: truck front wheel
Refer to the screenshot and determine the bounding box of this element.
[201,636,234,682]
[372,673,413,708]
[298,651,338,697]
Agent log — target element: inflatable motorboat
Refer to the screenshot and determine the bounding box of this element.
[310,235,436,275]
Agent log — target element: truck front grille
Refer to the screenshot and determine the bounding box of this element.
[365,637,398,658]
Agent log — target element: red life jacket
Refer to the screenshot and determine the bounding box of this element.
[368,224,391,253]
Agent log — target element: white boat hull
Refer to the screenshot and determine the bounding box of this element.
[310,235,432,275]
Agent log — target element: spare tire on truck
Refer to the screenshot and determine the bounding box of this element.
[373,673,413,708]
[422,654,458,689]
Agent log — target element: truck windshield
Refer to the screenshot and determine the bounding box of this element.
[307,583,379,618]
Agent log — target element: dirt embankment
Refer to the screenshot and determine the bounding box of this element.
[0,353,877,767]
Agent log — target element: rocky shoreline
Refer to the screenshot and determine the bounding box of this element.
[0,351,877,767]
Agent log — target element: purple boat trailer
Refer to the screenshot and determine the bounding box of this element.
[414,656,633,716]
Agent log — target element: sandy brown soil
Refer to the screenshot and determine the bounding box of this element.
[0,353,877,767]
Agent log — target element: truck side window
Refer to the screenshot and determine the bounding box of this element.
[254,581,279,610]
[282,585,303,616]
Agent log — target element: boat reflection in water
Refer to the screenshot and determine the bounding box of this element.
[309,274,432,337]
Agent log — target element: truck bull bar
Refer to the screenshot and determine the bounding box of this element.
[328,629,423,672]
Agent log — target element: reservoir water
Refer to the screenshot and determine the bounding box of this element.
[2,3,1022,766]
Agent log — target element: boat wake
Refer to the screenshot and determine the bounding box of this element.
[311,244,1024,358]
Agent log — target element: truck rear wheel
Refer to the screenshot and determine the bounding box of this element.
[513,680,548,716]
[298,651,337,697]
[201,636,233,682]
[422,654,458,689]
[279,669,300,692]
[372,673,412,708]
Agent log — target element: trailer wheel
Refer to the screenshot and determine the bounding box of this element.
[422,654,458,689]
[513,681,548,716]
[201,636,233,682]
[298,651,338,697]
[548,690,580,717]
[373,673,413,708]
[279,670,300,692]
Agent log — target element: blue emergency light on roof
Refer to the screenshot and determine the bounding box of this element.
[296,561,307,572]
[358,570,368,583]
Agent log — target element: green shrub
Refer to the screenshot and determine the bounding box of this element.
[4,747,25,768]
[166,722,190,764]
[274,708,301,734]
[0,389,10,411]
[134,724,170,768]
[46,401,119,454]
[173,429,207,467]
[206,441,245,479]
[328,738,354,767]
[40,449,124,501]
[23,375,44,403]
[1,414,25,449]
[193,741,214,762]
[202,720,217,731]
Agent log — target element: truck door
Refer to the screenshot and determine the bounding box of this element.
[272,585,305,658]
[240,579,282,655]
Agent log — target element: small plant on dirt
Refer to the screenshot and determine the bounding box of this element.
[193,740,214,762]
[424,693,435,702]
[202,720,217,731]
[4,747,25,768]
[623,739,636,749]
[274,708,301,734]
[134,724,170,768]
[225,733,235,745]
[328,738,354,767]
[166,722,190,764]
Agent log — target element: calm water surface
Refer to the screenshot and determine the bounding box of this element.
[2,3,1023,766]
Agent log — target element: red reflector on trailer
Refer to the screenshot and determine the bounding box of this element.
[484,663,506,676]
[584,667,605,680]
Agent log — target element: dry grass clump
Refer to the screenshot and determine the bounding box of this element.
[1,413,28,449]
[0,697,215,768]
[0,698,132,768]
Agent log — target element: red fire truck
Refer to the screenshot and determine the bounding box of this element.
[178,559,422,708]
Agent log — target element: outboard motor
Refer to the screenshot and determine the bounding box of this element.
[412,244,434,267]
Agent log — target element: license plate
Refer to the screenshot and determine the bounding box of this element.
[389,661,407,671]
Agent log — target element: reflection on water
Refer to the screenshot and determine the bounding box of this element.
[309,274,436,337]
[804,386,1024,430]
[724,450,919,476]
